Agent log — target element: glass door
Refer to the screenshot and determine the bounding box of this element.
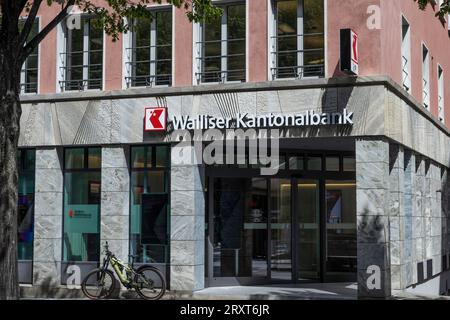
[295,179,320,281]
[269,179,292,281]
[325,180,357,281]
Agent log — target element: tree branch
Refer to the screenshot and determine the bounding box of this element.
[20,0,75,62]
[18,0,31,12]
[18,0,43,48]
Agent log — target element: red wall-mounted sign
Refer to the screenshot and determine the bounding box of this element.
[340,29,359,75]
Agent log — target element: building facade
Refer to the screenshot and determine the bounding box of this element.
[16,0,450,299]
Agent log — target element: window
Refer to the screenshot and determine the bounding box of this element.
[130,145,170,264]
[17,149,35,262]
[422,45,430,110]
[19,19,39,94]
[63,147,101,262]
[307,155,322,171]
[401,16,411,93]
[61,17,103,91]
[343,156,356,172]
[271,0,324,79]
[438,65,444,122]
[196,3,246,83]
[125,9,172,87]
[326,156,340,172]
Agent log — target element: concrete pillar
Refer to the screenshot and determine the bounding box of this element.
[356,138,391,298]
[425,161,442,278]
[170,144,205,291]
[402,149,415,287]
[388,144,406,291]
[33,148,63,288]
[100,146,130,263]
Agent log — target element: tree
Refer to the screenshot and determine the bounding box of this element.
[0,0,220,300]
[415,0,450,21]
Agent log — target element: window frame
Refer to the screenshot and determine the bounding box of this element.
[129,144,171,264]
[62,146,102,263]
[401,15,411,93]
[269,0,325,80]
[438,64,445,123]
[124,7,173,88]
[20,17,40,95]
[422,43,431,110]
[60,15,104,92]
[195,1,247,84]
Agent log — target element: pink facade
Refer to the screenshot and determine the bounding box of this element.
[248,0,268,82]
[27,1,450,124]
[173,6,193,86]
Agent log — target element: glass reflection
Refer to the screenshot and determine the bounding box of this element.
[297,180,320,280]
[270,179,292,280]
[213,178,268,278]
[326,180,357,280]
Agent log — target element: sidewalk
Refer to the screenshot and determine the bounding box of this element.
[171,283,358,300]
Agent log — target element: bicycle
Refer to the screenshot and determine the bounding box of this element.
[81,241,166,300]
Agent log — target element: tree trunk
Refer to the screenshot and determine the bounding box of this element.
[0,54,22,300]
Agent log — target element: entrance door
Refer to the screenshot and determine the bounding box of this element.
[211,178,269,284]
[269,178,320,282]
[208,176,355,285]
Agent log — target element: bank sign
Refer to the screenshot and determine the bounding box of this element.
[144,107,353,132]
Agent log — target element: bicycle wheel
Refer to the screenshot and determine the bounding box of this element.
[81,268,116,299]
[134,266,166,300]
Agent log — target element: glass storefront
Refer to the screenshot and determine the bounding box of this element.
[62,147,101,264]
[130,145,170,264]
[18,149,35,284]
[207,151,356,284]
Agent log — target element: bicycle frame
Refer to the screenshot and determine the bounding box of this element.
[99,250,133,286]
[110,256,135,285]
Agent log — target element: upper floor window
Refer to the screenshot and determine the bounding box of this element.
[125,9,173,87]
[195,2,246,83]
[401,16,411,93]
[19,19,39,94]
[270,0,324,79]
[60,17,103,91]
[438,65,444,122]
[422,45,430,110]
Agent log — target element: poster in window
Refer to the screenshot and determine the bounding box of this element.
[88,181,101,204]
[326,190,342,224]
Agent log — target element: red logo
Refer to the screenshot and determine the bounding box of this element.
[144,107,167,131]
[351,32,358,63]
